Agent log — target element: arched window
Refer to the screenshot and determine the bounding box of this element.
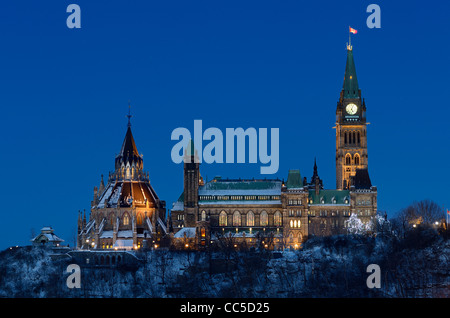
[344,131,348,144]
[354,154,360,166]
[109,213,114,226]
[274,211,282,227]
[137,213,143,225]
[233,211,241,226]
[260,211,268,227]
[123,213,130,226]
[345,154,352,165]
[247,211,255,227]
[219,211,227,227]
[357,131,361,145]
[349,131,352,144]
[353,131,356,144]
[201,210,206,221]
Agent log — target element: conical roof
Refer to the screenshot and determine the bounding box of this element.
[342,47,359,98]
[115,126,143,171]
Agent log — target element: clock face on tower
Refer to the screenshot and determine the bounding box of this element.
[346,103,358,115]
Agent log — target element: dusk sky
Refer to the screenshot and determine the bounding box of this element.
[0,0,449,249]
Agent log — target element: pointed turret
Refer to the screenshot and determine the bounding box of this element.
[115,111,143,173]
[310,158,323,189]
[342,46,359,99]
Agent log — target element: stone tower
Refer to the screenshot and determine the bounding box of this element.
[336,42,369,190]
[183,139,200,227]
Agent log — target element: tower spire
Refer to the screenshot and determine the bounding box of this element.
[342,44,359,99]
[127,101,132,128]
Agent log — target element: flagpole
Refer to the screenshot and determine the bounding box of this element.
[349,26,351,48]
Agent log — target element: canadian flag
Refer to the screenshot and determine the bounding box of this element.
[349,27,358,34]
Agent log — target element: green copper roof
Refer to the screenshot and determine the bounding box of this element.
[202,178,281,191]
[187,139,195,156]
[343,48,359,99]
[286,169,303,188]
[308,189,350,205]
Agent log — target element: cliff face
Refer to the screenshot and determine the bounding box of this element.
[0,229,448,298]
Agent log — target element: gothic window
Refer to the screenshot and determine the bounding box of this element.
[260,211,268,227]
[344,131,348,144]
[357,131,361,145]
[289,232,294,243]
[354,154,360,166]
[349,131,352,144]
[219,211,227,227]
[123,213,130,226]
[247,211,255,227]
[109,213,114,225]
[201,210,206,221]
[345,154,352,165]
[137,213,143,225]
[233,211,241,226]
[274,211,282,227]
[353,131,356,144]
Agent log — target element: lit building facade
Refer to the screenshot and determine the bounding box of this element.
[170,43,378,249]
[77,117,168,250]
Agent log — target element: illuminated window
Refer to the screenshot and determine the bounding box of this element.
[233,211,241,226]
[137,213,143,225]
[219,211,227,227]
[201,210,206,221]
[260,211,268,227]
[247,211,255,227]
[274,211,282,227]
[123,213,130,226]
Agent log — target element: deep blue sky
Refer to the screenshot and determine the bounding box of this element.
[0,0,449,249]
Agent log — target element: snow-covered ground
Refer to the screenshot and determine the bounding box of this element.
[0,230,448,298]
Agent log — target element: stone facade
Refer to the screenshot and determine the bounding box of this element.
[77,122,168,250]
[170,44,378,250]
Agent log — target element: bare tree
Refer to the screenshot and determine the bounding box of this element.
[396,199,444,230]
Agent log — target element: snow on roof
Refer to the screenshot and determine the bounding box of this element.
[113,239,133,248]
[99,230,113,238]
[198,179,282,196]
[31,232,64,243]
[200,200,281,205]
[174,227,196,238]
[172,200,184,212]
[117,230,133,238]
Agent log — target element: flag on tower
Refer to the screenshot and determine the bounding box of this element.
[349,27,358,34]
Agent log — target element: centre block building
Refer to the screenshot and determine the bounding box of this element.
[170,43,378,250]
[78,42,378,251]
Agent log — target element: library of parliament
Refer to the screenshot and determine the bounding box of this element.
[77,42,378,250]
